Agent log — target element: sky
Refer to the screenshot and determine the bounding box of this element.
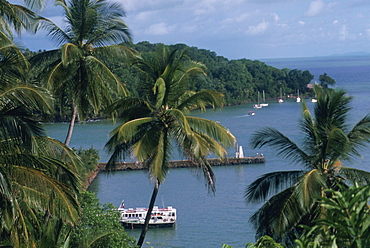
[14,0,370,60]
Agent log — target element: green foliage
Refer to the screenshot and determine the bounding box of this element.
[29,41,322,122]
[319,73,336,88]
[31,0,133,145]
[106,46,236,247]
[246,85,370,245]
[296,185,370,248]
[70,191,137,248]
[74,147,100,182]
[246,235,285,248]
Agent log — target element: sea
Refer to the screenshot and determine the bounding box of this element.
[45,55,370,248]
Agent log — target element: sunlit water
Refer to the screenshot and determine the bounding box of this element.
[45,55,370,248]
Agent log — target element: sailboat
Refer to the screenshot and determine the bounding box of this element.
[296,89,301,102]
[278,88,284,103]
[260,90,269,106]
[253,91,262,108]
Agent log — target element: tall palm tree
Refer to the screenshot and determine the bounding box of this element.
[245,85,370,244]
[105,47,236,247]
[0,39,82,248]
[31,0,133,146]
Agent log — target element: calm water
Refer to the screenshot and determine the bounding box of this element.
[45,55,370,248]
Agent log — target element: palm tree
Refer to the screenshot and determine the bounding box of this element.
[0,0,43,39]
[31,0,133,146]
[105,47,236,247]
[245,85,370,244]
[0,39,82,248]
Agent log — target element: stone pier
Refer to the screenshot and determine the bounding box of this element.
[84,156,265,189]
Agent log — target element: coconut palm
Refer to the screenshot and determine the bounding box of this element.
[31,0,133,146]
[0,85,82,247]
[0,0,42,39]
[105,47,236,247]
[0,39,82,248]
[245,85,370,244]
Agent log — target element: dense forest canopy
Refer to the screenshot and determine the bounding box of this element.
[27,41,319,121]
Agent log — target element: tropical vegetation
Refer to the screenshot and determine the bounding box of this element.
[30,0,133,145]
[28,41,322,122]
[296,184,370,248]
[69,191,137,248]
[0,31,82,247]
[245,85,370,245]
[2,0,356,246]
[105,46,236,247]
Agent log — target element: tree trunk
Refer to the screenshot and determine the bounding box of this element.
[137,179,160,248]
[64,105,78,146]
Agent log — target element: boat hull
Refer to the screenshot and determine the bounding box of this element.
[120,221,176,228]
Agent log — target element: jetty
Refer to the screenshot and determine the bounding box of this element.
[85,156,265,189]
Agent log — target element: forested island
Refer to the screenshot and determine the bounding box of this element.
[25,41,328,122]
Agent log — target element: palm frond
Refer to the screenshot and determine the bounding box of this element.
[250,126,308,166]
[338,166,370,185]
[186,116,235,147]
[250,186,306,241]
[294,169,327,208]
[12,161,80,223]
[177,90,225,112]
[245,170,304,203]
[346,114,370,157]
[0,1,39,35]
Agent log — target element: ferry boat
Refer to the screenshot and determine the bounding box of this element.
[117,200,177,228]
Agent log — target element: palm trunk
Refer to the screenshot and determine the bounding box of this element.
[137,179,160,248]
[64,105,78,146]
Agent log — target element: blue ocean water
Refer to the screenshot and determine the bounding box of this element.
[45,55,370,248]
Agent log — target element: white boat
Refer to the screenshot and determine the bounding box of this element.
[311,98,317,103]
[296,89,301,102]
[278,88,283,103]
[118,201,176,228]
[261,90,269,106]
[248,111,255,116]
[253,91,263,108]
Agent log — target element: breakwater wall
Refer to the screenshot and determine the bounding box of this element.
[85,156,265,189]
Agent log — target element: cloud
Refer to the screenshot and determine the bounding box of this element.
[339,24,348,40]
[145,22,175,35]
[247,21,269,35]
[305,0,325,16]
[271,13,280,22]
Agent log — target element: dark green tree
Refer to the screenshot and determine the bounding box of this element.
[319,73,336,88]
[105,47,236,247]
[245,85,370,245]
[69,191,137,248]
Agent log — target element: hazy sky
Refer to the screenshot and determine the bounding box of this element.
[15,0,370,60]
